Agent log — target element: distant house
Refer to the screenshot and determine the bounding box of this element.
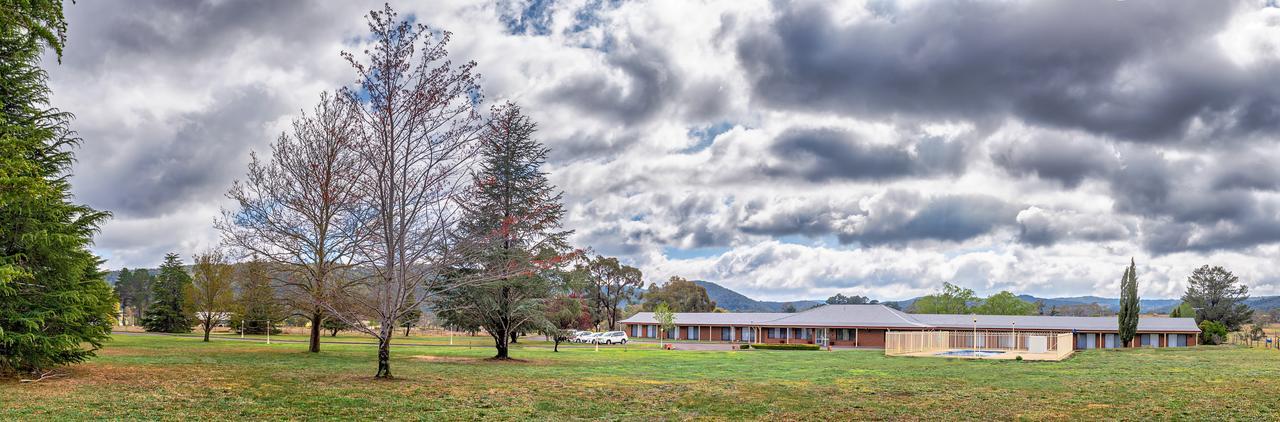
[621,304,1201,349]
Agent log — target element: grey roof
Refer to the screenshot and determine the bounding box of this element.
[621,312,785,326]
[912,314,1201,332]
[620,304,1201,333]
[769,304,933,328]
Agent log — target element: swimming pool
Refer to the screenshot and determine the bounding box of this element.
[936,350,1006,357]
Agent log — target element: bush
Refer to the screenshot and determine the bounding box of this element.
[1199,320,1228,345]
[739,344,751,350]
[1015,355,1023,361]
[749,343,820,351]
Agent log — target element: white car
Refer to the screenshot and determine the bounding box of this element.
[596,331,628,345]
[568,331,591,343]
[574,332,600,343]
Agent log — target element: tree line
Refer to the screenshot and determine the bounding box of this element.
[905,260,1259,346]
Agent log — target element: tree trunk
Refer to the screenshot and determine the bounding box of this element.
[309,311,322,353]
[553,338,560,352]
[510,331,518,344]
[493,330,510,359]
[330,328,338,337]
[495,343,509,359]
[203,321,212,342]
[375,336,392,379]
[404,326,411,337]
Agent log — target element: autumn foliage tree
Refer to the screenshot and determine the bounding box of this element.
[186,250,235,342]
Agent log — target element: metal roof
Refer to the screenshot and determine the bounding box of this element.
[620,304,1201,332]
[911,313,1201,332]
[768,304,933,328]
[621,312,787,326]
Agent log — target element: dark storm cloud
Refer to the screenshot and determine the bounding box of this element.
[1210,153,1280,191]
[736,0,1280,142]
[63,0,348,72]
[543,41,681,125]
[763,128,966,182]
[1016,208,1131,246]
[992,135,1119,188]
[737,198,842,238]
[848,194,1018,246]
[75,85,290,218]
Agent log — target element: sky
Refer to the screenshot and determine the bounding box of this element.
[45,0,1280,301]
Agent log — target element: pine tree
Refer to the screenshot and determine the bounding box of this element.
[1,1,117,377]
[233,258,284,335]
[1117,258,1140,347]
[436,103,572,360]
[141,254,193,333]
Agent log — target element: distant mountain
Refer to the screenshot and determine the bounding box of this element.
[692,280,823,312]
[690,280,1280,314]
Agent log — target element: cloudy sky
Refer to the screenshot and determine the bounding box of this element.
[48,0,1280,301]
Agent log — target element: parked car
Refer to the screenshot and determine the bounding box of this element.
[569,331,592,343]
[575,332,601,344]
[596,331,628,345]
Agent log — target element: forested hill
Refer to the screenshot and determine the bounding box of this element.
[691,280,1279,313]
[104,270,1280,312]
[691,280,823,312]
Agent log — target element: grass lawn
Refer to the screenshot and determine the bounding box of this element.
[3,335,1278,420]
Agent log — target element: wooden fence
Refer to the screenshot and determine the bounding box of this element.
[886,330,1074,358]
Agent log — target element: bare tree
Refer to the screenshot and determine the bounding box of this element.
[316,5,494,379]
[217,91,364,353]
[186,250,236,342]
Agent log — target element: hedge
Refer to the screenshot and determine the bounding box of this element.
[747,343,820,351]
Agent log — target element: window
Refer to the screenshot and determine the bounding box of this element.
[647,325,656,338]
[688,326,698,340]
[722,327,731,340]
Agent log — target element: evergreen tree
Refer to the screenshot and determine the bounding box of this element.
[1182,265,1253,331]
[972,291,1037,315]
[398,301,422,337]
[436,103,573,359]
[1169,302,1195,318]
[641,276,716,312]
[909,282,976,314]
[1,0,117,377]
[233,258,284,335]
[141,254,193,333]
[1117,258,1140,347]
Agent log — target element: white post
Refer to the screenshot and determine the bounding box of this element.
[1012,322,1016,351]
[266,321,271,345]
[971,314,977,351]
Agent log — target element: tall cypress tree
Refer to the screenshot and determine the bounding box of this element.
[1,1,117,376]
[436,103,572,359]
[141,254,193,333]
[1117,258,1140,347]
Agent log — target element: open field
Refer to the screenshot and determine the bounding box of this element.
[3,335,1279,420]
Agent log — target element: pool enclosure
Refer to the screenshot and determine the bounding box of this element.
[885,330,1075,361]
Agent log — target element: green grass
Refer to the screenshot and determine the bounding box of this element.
[2,334,1278,420]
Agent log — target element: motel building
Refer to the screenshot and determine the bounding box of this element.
[621,304,1201,351]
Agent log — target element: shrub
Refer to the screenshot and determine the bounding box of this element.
[739,344,751,350]
[1015,355,1023,361]
[749,343,820,351]
[1199,320,1228,345]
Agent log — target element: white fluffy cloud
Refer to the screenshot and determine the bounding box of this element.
[50,0,1280,301]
